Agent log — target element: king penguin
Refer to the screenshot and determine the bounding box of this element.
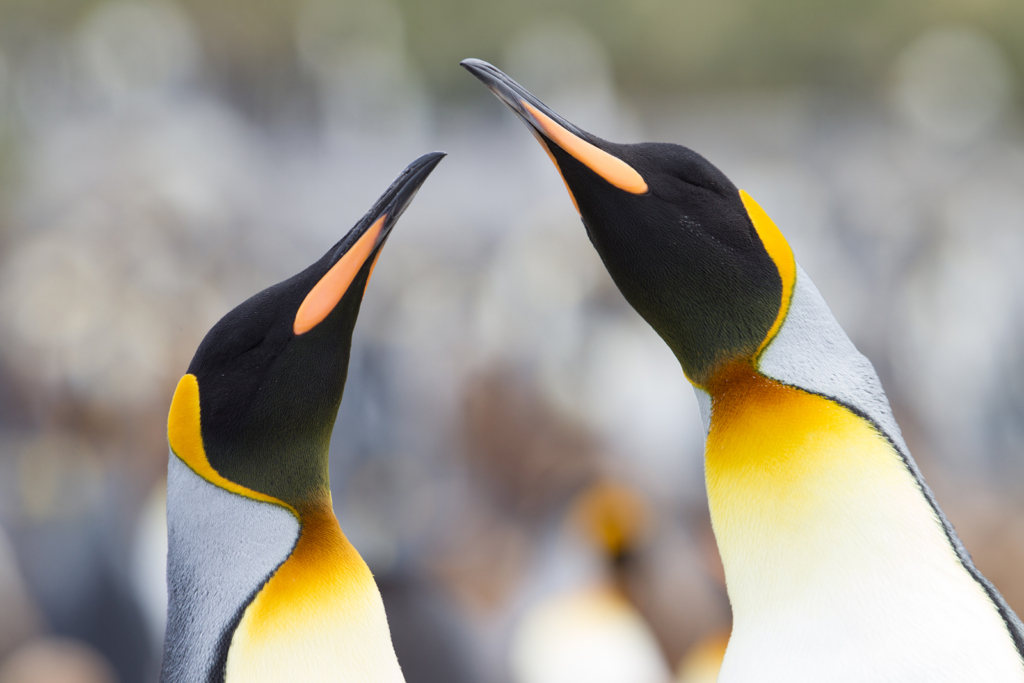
[510,482,671,683]
[160,151,444,683]
[461,58,1024,681]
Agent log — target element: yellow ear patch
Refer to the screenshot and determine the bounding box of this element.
[167,374,295,514]
[293,215,385,336]
[522,101,648,195]
[739,190,795,356]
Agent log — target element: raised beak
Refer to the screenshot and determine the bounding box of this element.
[460,58,588,141]
[294,151,445,335]
[332,150,447,263]
[460,59,647,196]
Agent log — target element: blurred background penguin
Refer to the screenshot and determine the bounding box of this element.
[0,1,1022,681]
[509,481,670,683]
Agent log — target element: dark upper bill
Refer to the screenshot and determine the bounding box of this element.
[460,59,647,195]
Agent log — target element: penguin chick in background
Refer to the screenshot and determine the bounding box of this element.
[161,152,445,683]
[461,58,1024,682]
[510,482,671,683]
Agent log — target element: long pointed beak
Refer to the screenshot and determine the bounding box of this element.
[294,151,445,335]
[330,151,447,264]
[460,59,647,195]
[460,58,588,141]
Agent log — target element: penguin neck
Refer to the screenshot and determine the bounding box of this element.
[700,362,1023,678]
[164,370,403,680]
[223,494,406,683]
[164,454,404,683]
[702,361,934,608]
[231,498,371,638]
[163,452,302,682]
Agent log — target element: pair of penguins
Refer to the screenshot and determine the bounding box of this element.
[162,60,1024,682]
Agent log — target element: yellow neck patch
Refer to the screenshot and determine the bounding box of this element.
[225,504,403,682]
[167,374,296,514]
[705,364,945,607]
[738,190,795,357]
[706,365,882,537]
[702,364,1024,673]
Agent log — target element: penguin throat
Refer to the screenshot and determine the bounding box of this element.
[703,363,932,603]
[170,373,334,511]
[702,365,1021,677]
[168,374,299,514]
[223,503,404,683]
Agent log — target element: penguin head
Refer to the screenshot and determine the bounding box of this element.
[462,59,794,386]
[168,152,444,511]
[571,481,650,566]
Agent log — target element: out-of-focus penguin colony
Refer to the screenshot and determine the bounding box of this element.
[0,2,1022,682]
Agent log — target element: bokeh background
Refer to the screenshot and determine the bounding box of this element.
[0,1,1023,681]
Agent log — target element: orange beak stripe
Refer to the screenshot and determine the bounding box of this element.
[293,214,386,335]
[522,101,648,195]
[527,128,581,213]
[363,249,383,296]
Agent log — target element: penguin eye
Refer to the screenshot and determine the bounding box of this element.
[224,325,270,362]
[238,336,264,357]
[660,157,729,196]
[655,172,714,199]
[671,172,723,195]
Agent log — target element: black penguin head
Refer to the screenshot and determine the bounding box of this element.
[462,59,794,386]
[169,152,444,510]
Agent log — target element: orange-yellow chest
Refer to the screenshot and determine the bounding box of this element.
[706,366,873,536]
[703,364,949,607]
[703,365,1024,680]
[225,506,404,683]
